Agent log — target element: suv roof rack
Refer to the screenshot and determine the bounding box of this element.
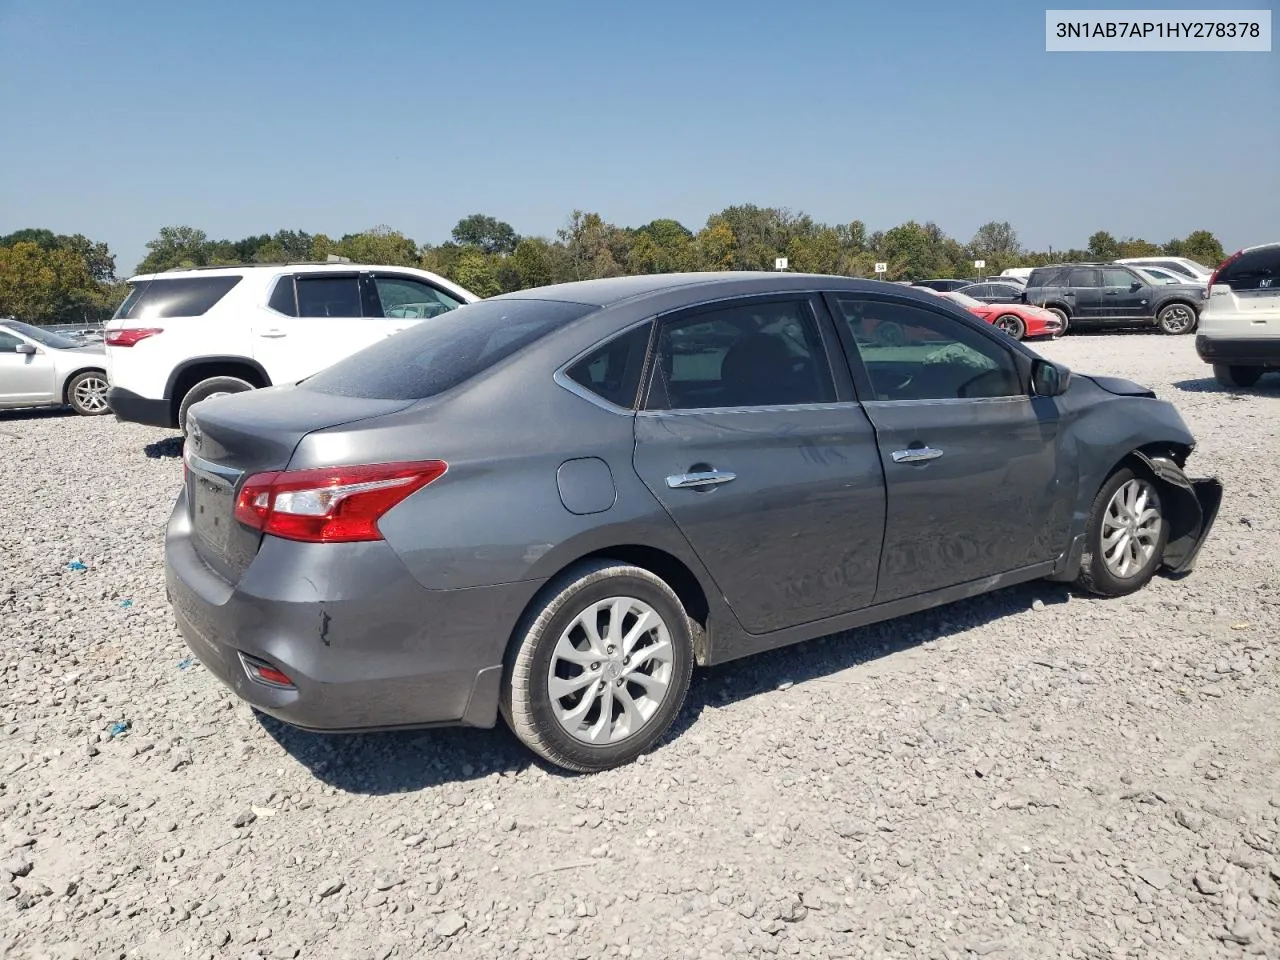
[160,261,341,273]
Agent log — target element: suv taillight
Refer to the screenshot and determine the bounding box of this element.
[1207,250,1241,292]
[233,460,448,543]
[106,327,163,347]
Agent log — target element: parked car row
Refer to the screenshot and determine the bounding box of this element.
[0,319,111,415]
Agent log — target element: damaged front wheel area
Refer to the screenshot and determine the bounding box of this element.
[1131,451,1223,577]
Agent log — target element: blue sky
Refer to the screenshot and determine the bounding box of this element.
[1,0,1276,274]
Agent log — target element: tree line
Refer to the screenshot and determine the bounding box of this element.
[0,211,1229,325]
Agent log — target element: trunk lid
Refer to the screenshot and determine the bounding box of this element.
[183,386,415,581]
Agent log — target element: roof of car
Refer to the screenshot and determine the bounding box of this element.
[493,271,933,309]
[126,262,438,283]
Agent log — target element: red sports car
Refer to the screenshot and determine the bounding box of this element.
[934,290,1063,340]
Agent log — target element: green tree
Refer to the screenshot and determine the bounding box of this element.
[1087,231,1120,261]
[1180,230,1225,267]
[451,214,519,256]
[0,241,102,323]
[1118,238,1162,258]
[970,221,1021,272]
[557,211,625,280]
[449,248,501,298]
[335,226,418,265]
[510,238,553,288]
[137,225,213,273]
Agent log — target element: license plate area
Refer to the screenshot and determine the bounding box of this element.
[191,471,235,558]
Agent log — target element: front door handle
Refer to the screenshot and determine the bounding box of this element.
[666,470,736,489]
[258,329,287,339]
[892,447,944,464]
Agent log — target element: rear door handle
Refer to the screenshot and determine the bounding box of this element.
[258,329,287,339]
[892,447,944,464]
[666,470,736,489]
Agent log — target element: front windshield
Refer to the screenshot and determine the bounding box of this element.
[1,320,80,349]
[946,292,984,308]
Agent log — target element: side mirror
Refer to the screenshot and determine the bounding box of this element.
[1130,281,1143,291]
[15,343,37,355]
[1032,359,1070,397]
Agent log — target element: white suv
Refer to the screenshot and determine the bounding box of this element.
[1196,242,1280,388]
[1114,256,1212,283]
[104,264,478,431]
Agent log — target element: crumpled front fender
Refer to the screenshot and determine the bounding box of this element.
[1132,451,1223,575]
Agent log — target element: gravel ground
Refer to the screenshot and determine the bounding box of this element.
[1,333,1278,960]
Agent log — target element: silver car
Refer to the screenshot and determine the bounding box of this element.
[0,320,111,416]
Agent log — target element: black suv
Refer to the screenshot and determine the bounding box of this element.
[1023,263,1204,335]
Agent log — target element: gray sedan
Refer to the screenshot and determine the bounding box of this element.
[0,320,111,416]
[166,273,1223,772]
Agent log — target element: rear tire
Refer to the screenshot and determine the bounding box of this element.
[1212,363,1263,389]
[501,561,695,773]
[993,314,1026,340]
[1074,466,1169,598]
[1045,307,1070,335]
[178,376,255,433]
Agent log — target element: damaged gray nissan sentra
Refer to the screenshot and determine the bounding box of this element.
[165,273,1223,772]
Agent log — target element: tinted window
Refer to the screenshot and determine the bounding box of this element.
[268,276,297,316]
[646,300,836,411]
[304,298,595,400]
[1153,261,1197,279]
[1028,267,1068,288]
[373,276,463,319]
[1102,268,1137,287]
[991,284,1021,297]
[834,297,1023,402]
[113,276,242,320]
[1218,247,1280,291]
[296,276,362,318]
[566,322,653,409]
[1068,268,1100,288]
[966,285,992,297]
[0,330,23,352]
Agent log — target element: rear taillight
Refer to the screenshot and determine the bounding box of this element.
[106,327,163,347]
[1207,250,1242,293]
[233,460,447,543]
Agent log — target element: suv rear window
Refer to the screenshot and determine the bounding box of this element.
[1218,246,1280,292]
[303,298,596,400]
[113,276,241,320]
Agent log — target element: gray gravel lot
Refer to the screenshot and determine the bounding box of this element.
[1,333,1278,960]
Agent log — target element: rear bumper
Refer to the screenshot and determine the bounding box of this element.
[107,386,174,428]
[164,488,542,732]
[1195,336,1280,368]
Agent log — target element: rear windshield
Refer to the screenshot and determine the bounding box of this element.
[1218,247,1280,291]
[113,276,242,320]
[303,297,596,400]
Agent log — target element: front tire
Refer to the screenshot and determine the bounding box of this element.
[1074,466,1169,597]
[1157,303,1197,335]
[66,371,111,416]
[1213,363,1263,388]
[994,314,1026,340]
[501,561,695,772]
[178,376,255,433]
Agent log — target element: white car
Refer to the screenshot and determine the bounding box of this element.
[1115,257,1212,284]
[1134,265,1192,286]
[104,264,479,431]
[0,320,112,416]
[1196,241,1280,388]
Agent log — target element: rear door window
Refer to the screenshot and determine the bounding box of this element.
[303,298,595,400]
[113,276,241,320]
[1218,247,1280,291]
[296,275,362,318]
[645,299,836,411]
[1068,268,1101,288]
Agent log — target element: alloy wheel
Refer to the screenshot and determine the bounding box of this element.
[547,596,675,745]
[73,376,109,413]
[1100,478,1161,578]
